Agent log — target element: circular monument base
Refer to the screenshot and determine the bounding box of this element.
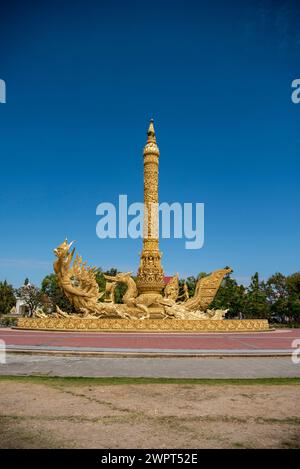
[16,317,269,333]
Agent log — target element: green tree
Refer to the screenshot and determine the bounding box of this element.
[244,272,270,319]
[0,280,16,315]
[15,283,44,317]
[286,272,300,296]
[95,268,107,294]
[286,272,300,323]
[265,273,289,321]
[211,275,246,318]
[185,276,197,297]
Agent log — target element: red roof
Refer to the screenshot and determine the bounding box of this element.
[163,276,173,285]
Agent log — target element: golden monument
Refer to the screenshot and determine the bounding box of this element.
[18,120,268,332]
[136,119,165,299]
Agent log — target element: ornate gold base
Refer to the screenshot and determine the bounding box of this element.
[16,318,269,333]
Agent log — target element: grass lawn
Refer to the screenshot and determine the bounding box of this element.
[0,375,299,449]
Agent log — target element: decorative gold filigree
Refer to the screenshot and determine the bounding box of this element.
[164,274,179,301]
[53,239,232,320]
[136,119,165,296]
[53,239,112,318]
[17,317,269,332]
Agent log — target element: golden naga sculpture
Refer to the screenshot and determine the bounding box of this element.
[53,239,108,317]
[53,239,231,320]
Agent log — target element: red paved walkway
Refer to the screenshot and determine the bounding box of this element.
[1,328,299,354]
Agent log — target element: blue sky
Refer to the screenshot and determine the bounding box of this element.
[0,0,299,287]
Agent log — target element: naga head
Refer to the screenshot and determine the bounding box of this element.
[53,239,75,259]
[223,267,233,275]
[104,271,132,283]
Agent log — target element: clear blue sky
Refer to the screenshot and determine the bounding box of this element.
[0,0,299,287]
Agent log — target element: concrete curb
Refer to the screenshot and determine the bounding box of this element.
[5,347,293,358]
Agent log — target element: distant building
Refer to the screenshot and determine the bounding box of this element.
[14,298,29,316]
[13,281,31,315]
[164,276,173,285]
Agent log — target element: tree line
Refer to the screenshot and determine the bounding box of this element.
[0,270,300,324]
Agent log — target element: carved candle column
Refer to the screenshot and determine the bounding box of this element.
[136,119,164,295]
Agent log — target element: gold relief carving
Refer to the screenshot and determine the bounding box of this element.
[143,240,161,251]
[17,318,269,332]
[143,143,160,157]
[144,155,159,165]
[164,274,179,301]
[137,119,164,296]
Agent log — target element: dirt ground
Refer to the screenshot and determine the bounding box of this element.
[0,378,299,449]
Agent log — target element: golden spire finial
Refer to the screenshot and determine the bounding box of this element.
[143,118,159,156]
[147,118,156,143]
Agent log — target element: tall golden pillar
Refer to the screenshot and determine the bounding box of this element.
[136,119,165,299]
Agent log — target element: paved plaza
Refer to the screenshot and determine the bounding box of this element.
[0,328,299,355]
[1,328,300,378]
[1,354,300,378]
